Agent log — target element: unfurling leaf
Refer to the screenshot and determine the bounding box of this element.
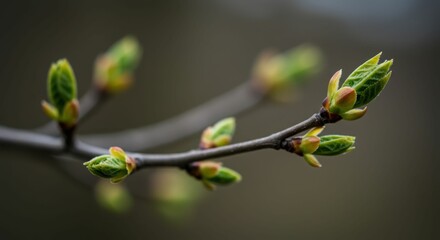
[205,166,242,185]
[84,146,135,183]
[323,53,393,121]
[47,59,77,113]
[342,54,393,108]
[314,135,356,156]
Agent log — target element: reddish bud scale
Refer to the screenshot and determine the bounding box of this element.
[319,107,342,123]
[290,138,303,156]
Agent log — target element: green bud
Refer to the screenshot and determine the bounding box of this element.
[95,180,132,213]
[60,99,79,126]
[47,59,77,113]
[41,100,59,121]
[342,53,393,108]
[314,135,356,156]
[205,166,242,186]
[84,146,135,183]
[327,70,342,101]
[200,117,236,149]
[340,107,368,121]
[300,136,320,154]
[253,45,322,95]
[94,36,142,93]
[323,53,392,120]
[187,161,241,190]
[329,87,357,114]
[198,161,221,178]
[303,154,322,168]
[108,36,142,72]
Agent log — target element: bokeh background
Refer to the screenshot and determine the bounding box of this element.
[0,0,438,239]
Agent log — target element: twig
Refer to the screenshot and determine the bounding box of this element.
[0,112,326,170]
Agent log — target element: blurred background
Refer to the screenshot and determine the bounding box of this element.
[0,0,438,239]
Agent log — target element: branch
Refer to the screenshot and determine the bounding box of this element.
[0,112,325,169]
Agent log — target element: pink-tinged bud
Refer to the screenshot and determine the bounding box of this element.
[60,99,80,126]
[199,118,235,149]
[329,87,356,114]
[340,107,368,120]
[327,70,342,100]
[303,154,322,168]
[109,146,127,161]
[94,36,142,94]
[41,100,59,121]
[300,136,320,154]
[109,146,135,174]
[198,161,222,178]
[125,156,136,175]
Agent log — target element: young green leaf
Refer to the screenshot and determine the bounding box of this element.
[314,135,356,156]
[342,53,381,88]
[205,166,242,185]
[47,59,77,112]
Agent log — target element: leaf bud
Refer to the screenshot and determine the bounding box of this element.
[44,59,79,125]
[200,117,236,149]
[252,45,322,96]
[94,36,142,93]
[323,53,393,121]
[314,135,356,156]
[84,146,135,183]
[187,161,241,190]
[342,53,393,108]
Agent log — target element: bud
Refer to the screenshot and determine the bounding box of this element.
[200,117,236,149]
[41,100,59,121]
[300,136,320,154]
[43,59,79,125]
[47,59,77,113]
[323,53,393,120]
[290,127,355,167]
[314,135,356,156]
[94,36,142,93]
[198,161,221,178]
[187,161,241,190]
[342,53,393,108]
[60,99,79,127]
[329,87,357,114]
[291,127,323,156]
[340,107,367,121]
[83,146,135,183]
[303,154,322,168]
[252,45,322,96]
[95,180,132,213]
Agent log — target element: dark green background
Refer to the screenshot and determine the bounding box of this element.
[0,0,437,239]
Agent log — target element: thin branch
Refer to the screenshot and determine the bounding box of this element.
[0,112,326,170]
[80,82,264,150]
